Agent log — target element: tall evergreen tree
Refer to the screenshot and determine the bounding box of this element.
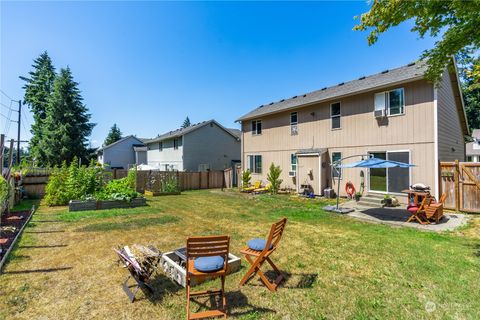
[39,67,95,166]
[182,116,191,128]
[19,52,56,163]
[104,124,123,146]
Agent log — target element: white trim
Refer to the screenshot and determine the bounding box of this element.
[367,149,411,194]
[433,87,439,200]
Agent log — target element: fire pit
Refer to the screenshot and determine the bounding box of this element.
[160,247,241,287]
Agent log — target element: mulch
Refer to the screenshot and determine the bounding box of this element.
[0,210,33,262]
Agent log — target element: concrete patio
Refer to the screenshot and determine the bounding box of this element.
[339,201,468,232]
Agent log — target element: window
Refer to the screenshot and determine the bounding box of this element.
[251,120,262,135]
[291,154,297,172]
[330,102,341,129]
[247,155,262,174]
[332,152,342,178]
[368,151,410,193]
[374,88,405,116]
[467,156,473,162]
[159,141,163,151]
[290,112,298,135]
[173,138,179,150]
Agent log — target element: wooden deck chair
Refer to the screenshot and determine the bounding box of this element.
[242,181,261,193]
[114,246,161,302]
[239,218,287,292]
[424,192,446,223]
[406,197,432,225]
[186,235,230,320]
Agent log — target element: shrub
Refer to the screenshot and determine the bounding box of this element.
[95,175,138,202]
[161,173,179,193]
[267,163,283,194]
[44,162,70,206]
[241,170,251,187]
[0,176,11,211]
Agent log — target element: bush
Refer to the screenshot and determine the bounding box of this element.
[267,163,283,194]
[0,176,11,211]
[161,173,179,193]
[241,170,251,187]
[44,161,137,205]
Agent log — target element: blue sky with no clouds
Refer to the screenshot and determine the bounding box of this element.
[1,1,437,148]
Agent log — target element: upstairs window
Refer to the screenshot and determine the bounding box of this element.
[375,88,405,116]
[247,155,262,174]
[159,141,163,151]
[173,138,179,150]
[330,102,341,129]
[290,112,298,135]
[251,120,262,135]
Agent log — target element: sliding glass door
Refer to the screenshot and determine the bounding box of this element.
[369,151,410,194]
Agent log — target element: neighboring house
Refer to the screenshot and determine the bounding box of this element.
[237,60,469,200]
[466,129,480,162]
[97,135,147,169]
[145,120,241,171]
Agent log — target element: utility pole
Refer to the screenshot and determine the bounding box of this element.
[16,100,21,165]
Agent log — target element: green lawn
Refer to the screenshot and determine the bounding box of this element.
[0,190,479,319]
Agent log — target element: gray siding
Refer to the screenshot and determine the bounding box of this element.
[183,123,241,171]
[101,136,142,169]
[146,138,184,170]
[437,71,465,161]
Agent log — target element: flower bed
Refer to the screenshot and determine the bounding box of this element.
[69,197,147,212]
[0,207,35,272]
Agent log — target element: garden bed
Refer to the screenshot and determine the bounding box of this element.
[69,197,147,212]
[0,207,35,272]
[144,190,181,196]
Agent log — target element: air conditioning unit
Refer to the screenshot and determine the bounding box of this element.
[288,171,296,177]
[374,109,386,118]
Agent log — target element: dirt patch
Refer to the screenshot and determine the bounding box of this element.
[0,210,33,263]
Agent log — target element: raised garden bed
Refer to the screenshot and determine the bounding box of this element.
[0,207,35,272]
[144,190,181,196]
[69,197,147,212]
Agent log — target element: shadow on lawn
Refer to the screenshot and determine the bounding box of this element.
[3,266,73,274]
[227,290,275,317]
[246,271,318,289]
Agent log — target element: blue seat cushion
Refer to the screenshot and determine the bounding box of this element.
[247,238,273,251]
[194,256,225,272]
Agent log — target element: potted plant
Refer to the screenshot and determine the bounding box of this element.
[382,194,393,207]
[354,191,362,202]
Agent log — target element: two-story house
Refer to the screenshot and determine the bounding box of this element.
[97,135,147,169]
[145,120,241,171]
[466,129,480,162]
[237,60,469,200]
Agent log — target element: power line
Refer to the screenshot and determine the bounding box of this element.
[0,89,19,102]
[0,102,16,112]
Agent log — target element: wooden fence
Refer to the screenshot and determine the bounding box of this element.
[111,169,226,193]
[440,161,480,213]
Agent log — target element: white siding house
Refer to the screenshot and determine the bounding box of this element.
[145,120,241,171]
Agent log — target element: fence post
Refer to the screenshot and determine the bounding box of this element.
[207,171,210,189]
[454,160,460,211]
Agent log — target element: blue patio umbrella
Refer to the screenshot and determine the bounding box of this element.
[339,157,415,169]
[324,156,415,213]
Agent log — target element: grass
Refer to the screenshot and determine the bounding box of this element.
[0,189,479,319]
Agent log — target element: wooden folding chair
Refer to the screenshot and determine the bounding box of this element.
[239,218,287,292]
[406,197,432,225]
[186,235,230,320]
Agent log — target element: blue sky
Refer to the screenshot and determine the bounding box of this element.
[1,1,437,148]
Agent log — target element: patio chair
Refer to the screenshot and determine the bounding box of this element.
[239,218,287,292]
[253,183,272,194]
[406,196,433,225]
[424,192,446,223]
[242,181,261,193]
[186,235,230,320]
[114,246,162,302]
